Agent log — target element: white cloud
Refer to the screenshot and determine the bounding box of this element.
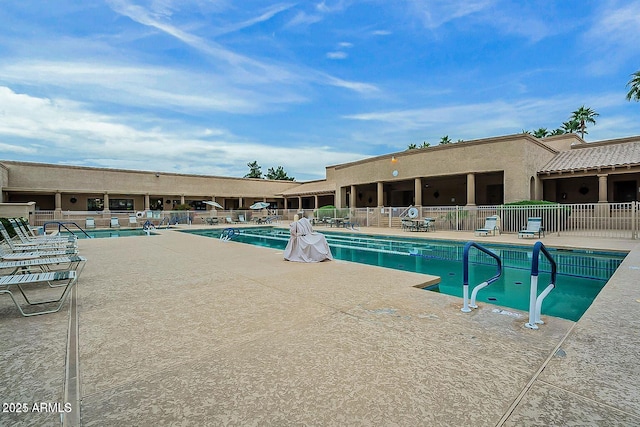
[0,86,365,180]
[326,51,348,59]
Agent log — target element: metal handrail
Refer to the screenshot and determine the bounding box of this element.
[42,221,92,238]
[525,241,557,329]
[461,241,503,313]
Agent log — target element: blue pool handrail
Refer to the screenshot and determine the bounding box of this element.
[461,241,503,313]
[526,241,557,329]
[42,221,92,238]
[220,228,240,241]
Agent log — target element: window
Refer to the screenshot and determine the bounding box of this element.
[109,198,134,211]
[88,198,104,211]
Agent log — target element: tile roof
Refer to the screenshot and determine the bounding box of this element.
[279,180,336,196]
[539,141,640,173]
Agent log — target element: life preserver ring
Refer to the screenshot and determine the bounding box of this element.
[136,211,144,218]
[408,207,419,218]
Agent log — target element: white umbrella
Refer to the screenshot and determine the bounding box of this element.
[203,200,223,209]
[250,202,270,209]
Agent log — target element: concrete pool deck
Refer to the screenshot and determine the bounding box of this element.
[1,226,639,426]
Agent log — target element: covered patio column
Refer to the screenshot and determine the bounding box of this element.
[297,196,302,210]
[466,173,476,206]
[314,195,319,209]
[377,182,384,206]
[414,178,422,207]
[55,191,62,212]
[350,185,356,208]
[283,197,288,210]
[144,194,150,210]
[103,192,110,213]
[598,174,608,202]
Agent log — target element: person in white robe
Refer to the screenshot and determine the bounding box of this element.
[283,217,333,262]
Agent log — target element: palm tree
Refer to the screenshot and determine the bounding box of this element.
[532,128,550,138]
[439,135,452,144]
[407,143,417,150]
[561,119,580,134]
[570,106,599,139]
[419,141,430,148]
[550,128,565,136]
[627,70,640,102]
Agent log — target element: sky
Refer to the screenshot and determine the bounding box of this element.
[1,1,639,182]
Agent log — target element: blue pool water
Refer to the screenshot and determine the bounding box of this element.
[181,227,626,321]
[62,229,157,239]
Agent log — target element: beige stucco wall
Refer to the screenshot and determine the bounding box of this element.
[1,161,299,200]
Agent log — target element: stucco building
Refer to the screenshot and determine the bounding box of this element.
[1,133,639,213]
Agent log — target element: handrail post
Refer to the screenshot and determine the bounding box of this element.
[525,241,557,330]
[461,241,502,313]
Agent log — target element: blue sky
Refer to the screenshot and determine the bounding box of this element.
[1,1,639,181]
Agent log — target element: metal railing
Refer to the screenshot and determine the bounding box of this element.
[525,242,557,330]
[28,202,640,239]
[461,241,503,313]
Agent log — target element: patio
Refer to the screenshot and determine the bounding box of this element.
[1,226,639,426]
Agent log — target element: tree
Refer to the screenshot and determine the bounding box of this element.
[407,143,417,150]
[419,141,430,148]
[627,70,640,102]
[244,161,262,178]
[561,119,580,134]
[549,128,565,136]
[439,135,452,144]
[266,166,295,181]
[570,106,599,139]
[532,128,550,138]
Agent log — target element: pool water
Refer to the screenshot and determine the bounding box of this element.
[181,227,626,321]
[62,229,157,239]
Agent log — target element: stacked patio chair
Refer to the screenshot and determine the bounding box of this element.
[1,217,87,317]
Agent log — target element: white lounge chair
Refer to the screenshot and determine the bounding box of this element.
[110,217,121,228]
[519,217,544,238]
[128,215,138,228]
[0,270,79,316]
[475,215,500,236]
[85,217,96,229]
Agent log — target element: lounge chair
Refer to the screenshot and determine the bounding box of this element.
[475,215,500,236]
[110,217,121,228]
[0,223,76,252]
[225,217,237,224]
[8,219,76,246]
[519,217,544,238]
[85,217,96,229]
[128,215,138,227]
[0,269,79,316]
[237,214,248,223]
[419,218,436,232]
[0,255,87,276]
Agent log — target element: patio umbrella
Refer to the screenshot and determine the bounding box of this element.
[250,202,270,210]
[203,200,223,209]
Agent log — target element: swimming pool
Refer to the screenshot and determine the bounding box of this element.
[62,229,158,239]
[181,227,626,321]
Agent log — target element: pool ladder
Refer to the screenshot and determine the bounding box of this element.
[461,240,557,330]
[220,228,240,241]
[461,242,502,313]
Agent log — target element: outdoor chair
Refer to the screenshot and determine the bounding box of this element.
[419,218,436,232]
[519,217,544,238]
[85,217,96,229]
[110,217,121,228]
[401,219,417,231]
[0,269,79,316]
[475,215,500,236]
[128,215,138,228]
